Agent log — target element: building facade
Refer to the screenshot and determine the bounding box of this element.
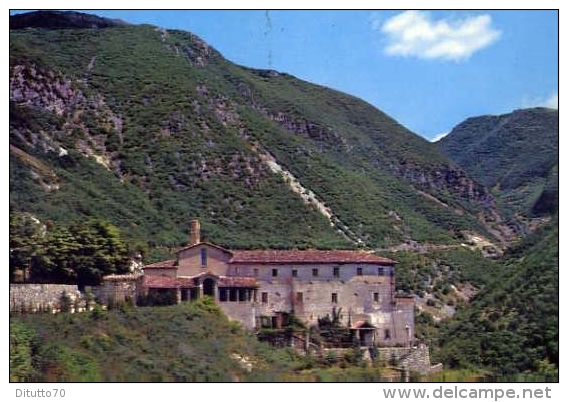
[139,220,414,347]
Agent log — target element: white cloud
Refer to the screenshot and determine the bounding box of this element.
[545,91,558,109]
[430,131,450,142]
[376,11,501,61]
[522,90,558,109]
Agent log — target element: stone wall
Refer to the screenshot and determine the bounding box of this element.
[376,345,441,375]
[10,284,82,313]
[95,274,139,305]
[218,301,257,329]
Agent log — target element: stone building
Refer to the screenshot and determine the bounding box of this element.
[139,220,414,347]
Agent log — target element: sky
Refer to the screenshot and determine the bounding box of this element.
[10,9,558,141]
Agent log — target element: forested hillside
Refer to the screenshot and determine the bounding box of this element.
[10,11,510,257]
[437,108,558,224]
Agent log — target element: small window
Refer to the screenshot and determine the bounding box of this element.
[384,329,391,340]
[373,292,379,302]
[253,268,259,277]
[261,292,268,303]
[296,292,303,302]
[272,268,278,277]
[378,267,384,276]
[312,268,319,277]
[357,267,363,276]
[333,267,340,277]
[292,269,298,277]
[331,293,338,303]
[200,248,207,266]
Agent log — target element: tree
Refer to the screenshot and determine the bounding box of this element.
[9,212,45,282]
[68,219,130,286]
[30,218,130,287]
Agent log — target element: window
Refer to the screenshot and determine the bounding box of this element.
[312,268,319,277]
[378,267,384,276]
[384,329,391,340]
[373,292,379,302]
[296,292,303,302]
[200,248,207,266]
[292,269,298,277]
[272,268,278,277]
[219,289,227,302]
[261,292,268,303]
[253,268,259,277]
[333,266,340,277]
[357,267,363,276]
[331,293,338,303]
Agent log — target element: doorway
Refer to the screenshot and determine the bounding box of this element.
[203,278,216,298]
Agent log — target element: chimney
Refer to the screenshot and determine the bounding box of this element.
[189,219,201,246]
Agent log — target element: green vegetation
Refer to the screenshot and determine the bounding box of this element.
[10,212,130,286]
[406,219,558,377]
[10,298,392,382]
[10,20,501,253]
[437,108,558,219]
[387,216,558,378]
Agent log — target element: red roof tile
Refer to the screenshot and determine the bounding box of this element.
[141,275,195,289]
[351,320,376,329]
[142,260,177,269]
[229,250,395,265]
[218,276,259,288]
[177,242,232,254]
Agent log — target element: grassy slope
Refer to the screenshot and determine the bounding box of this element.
[11,298,394,382]
[10,299,299,381]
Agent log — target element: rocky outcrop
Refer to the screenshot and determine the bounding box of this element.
[10,63,123,175]
[10,64,85,116]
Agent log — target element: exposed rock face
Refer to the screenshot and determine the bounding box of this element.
[10,64,122,174]
[178,34,217,66]
[10,64,85,116]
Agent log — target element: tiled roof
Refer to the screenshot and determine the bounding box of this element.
[177,242,232,254]
[142,260,177,269]
[351,320,376,329]
[218,276,259,288]
[230,250,395,265]
[103,274,140,281]
[141,275,195,289]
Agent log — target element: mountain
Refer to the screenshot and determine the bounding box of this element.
[437,108,558,224]
[10,11,509,255]
[10,10,128,30]
[433,108,558,375]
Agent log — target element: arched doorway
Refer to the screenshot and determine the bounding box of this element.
[202,278,216,298]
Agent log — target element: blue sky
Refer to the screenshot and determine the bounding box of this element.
[11,10,558,141]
